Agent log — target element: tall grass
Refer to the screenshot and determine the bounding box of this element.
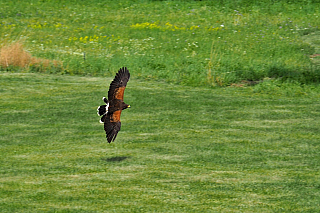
[0,0,319,86]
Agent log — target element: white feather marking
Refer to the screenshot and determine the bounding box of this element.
[97,98,109,122]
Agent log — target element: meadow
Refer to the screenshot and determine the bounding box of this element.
[1,0,320,212]
[0,0,319,86]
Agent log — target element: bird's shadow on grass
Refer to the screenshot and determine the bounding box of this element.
[102,156,130,162]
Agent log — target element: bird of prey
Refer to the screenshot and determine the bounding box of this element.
[97,67,130,143]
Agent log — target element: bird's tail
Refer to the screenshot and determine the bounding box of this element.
[99,114,107,124]
[97,97,109,123]
[97,105,108,116]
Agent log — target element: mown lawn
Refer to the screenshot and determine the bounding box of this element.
[1,72,320,212]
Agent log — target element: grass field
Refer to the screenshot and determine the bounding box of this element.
[1,72,320,212]
[1,0,320,212]
[0,0,320,85]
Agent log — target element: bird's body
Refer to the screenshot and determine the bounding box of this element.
[97,67,130,143]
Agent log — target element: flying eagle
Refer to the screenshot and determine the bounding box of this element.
[97,67,130,143]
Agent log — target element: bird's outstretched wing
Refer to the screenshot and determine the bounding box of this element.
[104,111,122,143]
[108,67,130,101]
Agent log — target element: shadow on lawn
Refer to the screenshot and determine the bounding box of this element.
[102,156,130,162]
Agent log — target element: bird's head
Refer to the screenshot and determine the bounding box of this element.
[123,104,131,110]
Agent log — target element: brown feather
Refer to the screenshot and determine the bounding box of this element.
[114,87,126,100]
[110,110,122,122]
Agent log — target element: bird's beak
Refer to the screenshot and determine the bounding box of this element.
[128,105,131,108]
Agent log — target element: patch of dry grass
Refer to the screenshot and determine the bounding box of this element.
[0,42,62,71]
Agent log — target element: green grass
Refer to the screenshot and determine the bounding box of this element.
[1,72,320,212]
[0,0,320,85]
[1,0,320,212]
